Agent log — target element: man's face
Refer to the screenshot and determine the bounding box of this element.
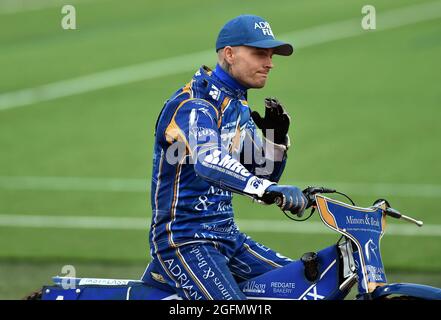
[226,46,274,89]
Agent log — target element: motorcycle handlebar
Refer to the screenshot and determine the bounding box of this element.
[273,186,336,217]
[271,187,424,227]
[372,199,423,227]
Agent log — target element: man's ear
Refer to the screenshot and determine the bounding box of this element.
[223,46,235,65]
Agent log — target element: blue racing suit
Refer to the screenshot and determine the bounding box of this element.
[141,64,292,300]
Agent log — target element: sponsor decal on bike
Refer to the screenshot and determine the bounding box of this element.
[345,214,380,228]
[271,282,296,294]
[302,286,325,300]
[242,281,266,294]
[78,278,131,286]
[364,238,379,263]
[366,265,386,282]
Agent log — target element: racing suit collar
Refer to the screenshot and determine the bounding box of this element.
[212,64,248,99]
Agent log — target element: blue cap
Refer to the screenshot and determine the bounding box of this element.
[216,15,293,56]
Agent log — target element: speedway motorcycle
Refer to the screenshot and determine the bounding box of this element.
[27,187,441,300]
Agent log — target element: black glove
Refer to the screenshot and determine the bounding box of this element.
[251,98,290,145]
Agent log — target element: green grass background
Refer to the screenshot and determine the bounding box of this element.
[0,0,440,299]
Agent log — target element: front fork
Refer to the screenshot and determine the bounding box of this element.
[337,237,358,296]
[337,237,385,300]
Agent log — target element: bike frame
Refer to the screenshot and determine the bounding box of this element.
[40,195,441,300]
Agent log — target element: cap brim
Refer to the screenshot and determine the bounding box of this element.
[244,39,294,56]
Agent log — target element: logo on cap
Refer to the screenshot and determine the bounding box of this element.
[254,21,274,37]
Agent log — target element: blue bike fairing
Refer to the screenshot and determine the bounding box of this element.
[238,244,347,300]
[41,283,179,300]
[150,65,288,252]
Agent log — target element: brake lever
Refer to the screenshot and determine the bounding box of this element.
[303,186,336,209]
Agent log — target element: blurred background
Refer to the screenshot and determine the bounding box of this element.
[0,0,440,299]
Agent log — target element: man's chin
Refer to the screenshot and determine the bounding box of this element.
[248,79,267,89]
[250,82,266,89]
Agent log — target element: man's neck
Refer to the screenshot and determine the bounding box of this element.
[213,63,248,93]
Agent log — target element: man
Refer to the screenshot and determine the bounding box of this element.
[141,14,308,300]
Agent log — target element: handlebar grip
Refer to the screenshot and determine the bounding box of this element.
[274,196,283,207]
[275,195,306,218]
[271,186,335,213]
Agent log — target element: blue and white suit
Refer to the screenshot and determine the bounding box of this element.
[142,64,292,300]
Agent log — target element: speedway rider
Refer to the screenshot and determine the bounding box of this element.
[142,15,308,300]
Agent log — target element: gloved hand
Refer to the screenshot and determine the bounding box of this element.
[262,184,308,215]
[251,97,291,145]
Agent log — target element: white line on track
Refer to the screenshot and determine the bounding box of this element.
[0,214,440,237]
[1,176,440,198]
[1,1,441,111]
[0,176,148,193]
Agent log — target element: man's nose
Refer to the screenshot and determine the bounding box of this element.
[266,57,274,69]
